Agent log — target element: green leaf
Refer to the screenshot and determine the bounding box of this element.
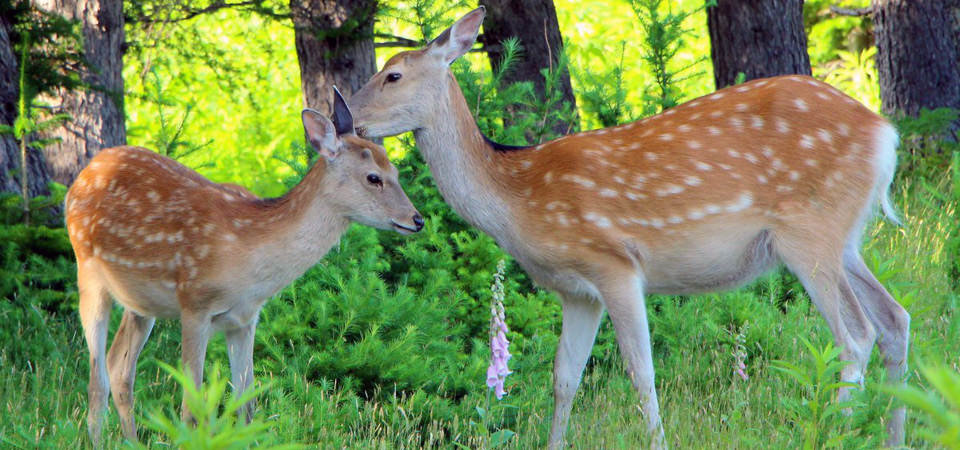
[489,429,516,447]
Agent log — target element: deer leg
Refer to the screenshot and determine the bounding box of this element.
[107,310,155,442]
[225,320,257,423]
[776,238,877,403]
[843,247,909,447]
[599,274,666,449]
[548,293,604,450]
[179,310,212,425]
[78,269,113,447]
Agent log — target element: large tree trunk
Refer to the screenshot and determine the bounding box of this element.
[0,15,51,198]
[33,0,125,187]
[873,0,960,121]
[707,0,811,90]
[478,0,577,137]
[290,0,377,115]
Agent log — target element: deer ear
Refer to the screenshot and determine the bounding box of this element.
[426,6,485,65]
[331,86,355,136]
[302,108,339,161]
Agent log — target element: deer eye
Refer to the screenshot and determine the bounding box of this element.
[386,73,402,83]
[366,173,382,185]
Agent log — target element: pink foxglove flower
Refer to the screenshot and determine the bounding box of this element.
[486,260,512,399]
[732,322,750,381]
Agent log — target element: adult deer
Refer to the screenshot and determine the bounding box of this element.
[348,7,908,448]
[66,89,423,445]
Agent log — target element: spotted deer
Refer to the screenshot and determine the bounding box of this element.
[348,7,909,448]
[66,89,423,445]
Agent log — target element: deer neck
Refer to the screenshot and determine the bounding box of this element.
[244,161,351,284]
[412,72,518,237]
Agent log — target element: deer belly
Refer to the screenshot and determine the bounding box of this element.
[97,264,181,318]
[642,229,776,295]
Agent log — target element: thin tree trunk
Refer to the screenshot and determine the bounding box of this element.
[873,0,960,123]
[290,0,377,115]
[0,15,50,199]
[706,0,811,90]
[33,0,125,187]
[478,0,578,137]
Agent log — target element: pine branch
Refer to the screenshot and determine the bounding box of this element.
[129,0,289,25]
[829,5,874,17]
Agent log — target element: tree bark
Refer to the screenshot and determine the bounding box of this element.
[873,0,960,120]
[33,0,126,187]
[706,0,811,90]
[478,0,577,136]
[0,15,51,198]
[290,0,377,115]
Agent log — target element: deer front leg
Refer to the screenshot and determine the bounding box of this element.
[600,274,666,449]
[180,311,212,425]
[225,320,257,422]
[548,293,604,450]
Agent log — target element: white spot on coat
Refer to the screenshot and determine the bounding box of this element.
[560,174,596,188]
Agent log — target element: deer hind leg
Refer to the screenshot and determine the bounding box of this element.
[225,320,257,423]
[843,245,909,447]
[598,272,666,449]
[179,309,213,425]
[548,292,604,450]
[775,234,877,403]
[107,310,155,442]
[78,268,113,446]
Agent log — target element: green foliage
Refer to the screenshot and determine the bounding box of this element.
[124,8,302,197]
[804,0,873,65]
[884,365,960,449]
[817,47,881,112]
[628,0,712,115]
[132,67,213,164]
[805,1,880,113]
[578,42,632,127]
[0,222,76,369]
[2,0,84,100]
[1,24,72,225]
[1,1,959,449]
[456,37,577,145]
[898,108,960,141]
[139,362,301,449]
[0,181,66,226]
[771,339,859,449]
[379,0,466,44]
[896,108,960,173]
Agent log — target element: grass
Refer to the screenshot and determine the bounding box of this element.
[0,168,957,449]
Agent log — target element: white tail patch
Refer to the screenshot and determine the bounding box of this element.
[872,123,901,225]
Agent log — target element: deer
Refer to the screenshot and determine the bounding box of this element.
[65,88,424,446]
[347,7,909,449]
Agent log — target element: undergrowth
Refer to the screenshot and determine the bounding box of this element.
[1,2,958,449]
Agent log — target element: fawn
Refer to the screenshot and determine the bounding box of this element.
[66,89,423,445]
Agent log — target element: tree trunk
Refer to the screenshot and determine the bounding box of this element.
[707,0,811,90]
[32,0,125,187]
[873,0,960,121]
[478,0,577,136]
[290,0,378,115]
[0,15,50,198]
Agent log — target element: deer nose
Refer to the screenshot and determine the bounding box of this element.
[413,213,424,231]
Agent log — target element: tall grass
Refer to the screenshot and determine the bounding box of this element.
[0,170,956,448]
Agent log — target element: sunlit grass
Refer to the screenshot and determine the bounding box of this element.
[1,175,956,449]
